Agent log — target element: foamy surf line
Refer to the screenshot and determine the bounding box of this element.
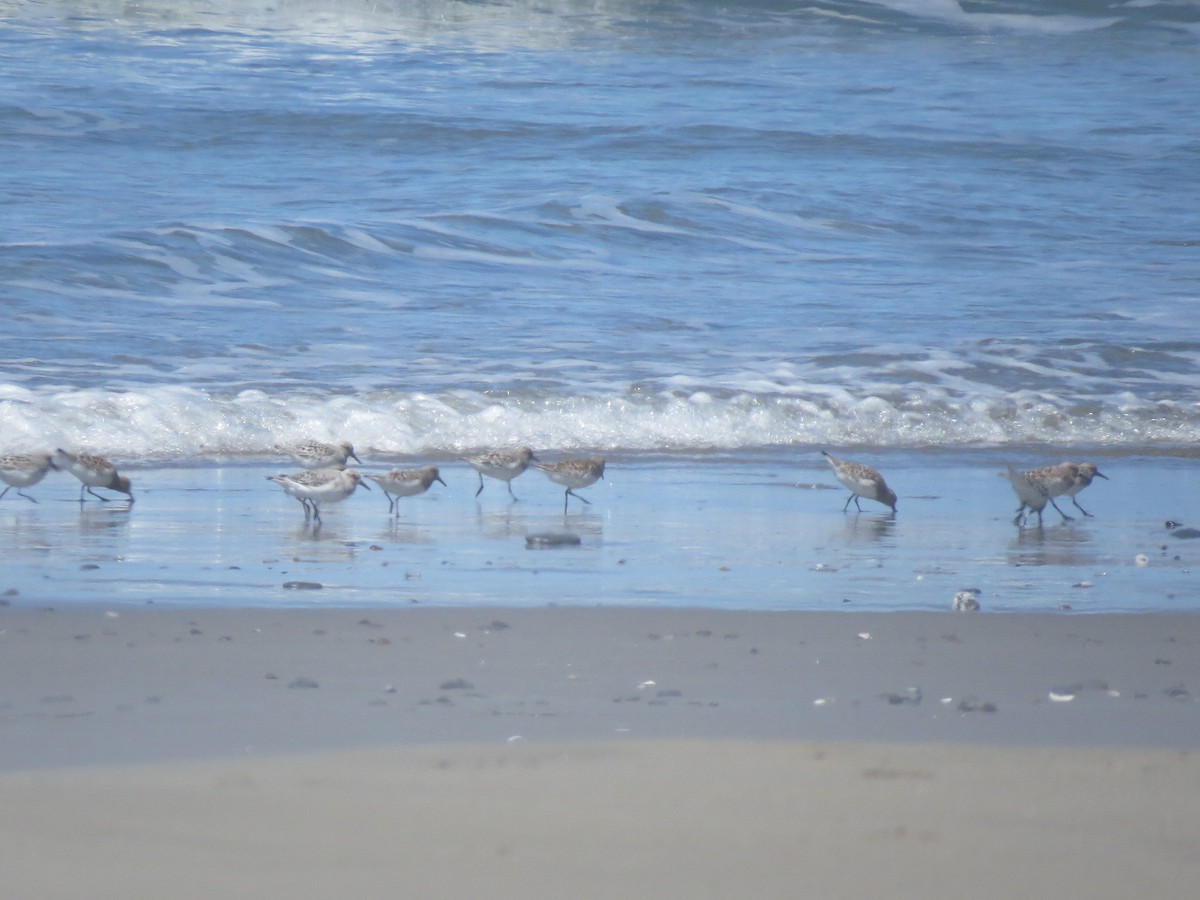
[2,381,1199,457]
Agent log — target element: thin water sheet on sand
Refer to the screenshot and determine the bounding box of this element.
[0,452,1196,612]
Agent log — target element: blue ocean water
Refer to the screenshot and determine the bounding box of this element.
[2,1,1199,612]
[2,0,1198,457]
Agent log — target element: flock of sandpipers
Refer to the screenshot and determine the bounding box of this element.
[0,444,606,524]
[818,450,1107,527]
[0,444,1105,528]
[263,443,608,523]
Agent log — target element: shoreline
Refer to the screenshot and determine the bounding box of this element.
[2,454,1197,614]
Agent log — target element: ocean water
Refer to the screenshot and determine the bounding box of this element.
[2,0,1198,611]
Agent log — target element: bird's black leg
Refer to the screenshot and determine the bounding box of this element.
[1049,499,1074,522]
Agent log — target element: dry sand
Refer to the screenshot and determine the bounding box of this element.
[2,605,1199,898]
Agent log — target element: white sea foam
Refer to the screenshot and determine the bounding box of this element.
[3,0,1196,468]
[2,382,1198,462]
[873,0,1121,34]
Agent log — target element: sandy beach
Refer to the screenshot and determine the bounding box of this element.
[5,0,1198,892]
[2,605,1198,898]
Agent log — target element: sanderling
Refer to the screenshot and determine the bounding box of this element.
[282,439,361,469]
[268,467,369,524]
[1021,463,1079,522]
[53,449,134,503]
[467,447,537,500]
[366,465,446,516]
[0,453,56,503]
[1062,462,1108,517]
[821,451,897,513]
[535,456,606,513]
[1011,462,1107,524]
[1005,464,1049,527]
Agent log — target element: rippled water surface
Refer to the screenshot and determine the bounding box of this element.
[3,0,1198,457]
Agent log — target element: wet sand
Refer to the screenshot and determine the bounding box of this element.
[2,605,1198,898]
[2,453,1197,613]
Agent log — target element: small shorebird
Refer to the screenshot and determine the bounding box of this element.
[281,439,361,469]
[1013,462,1107,524]
[53,449,134,503]
[1022,463,1079,522]
[535,456,606,513]
[821,451,896,513]
[366,465,445,515]
[268,467,369,524]
[467,447,537,500]
[1062,462,1108,517]
[1005,465,1049,527]
[0,453,56,503]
